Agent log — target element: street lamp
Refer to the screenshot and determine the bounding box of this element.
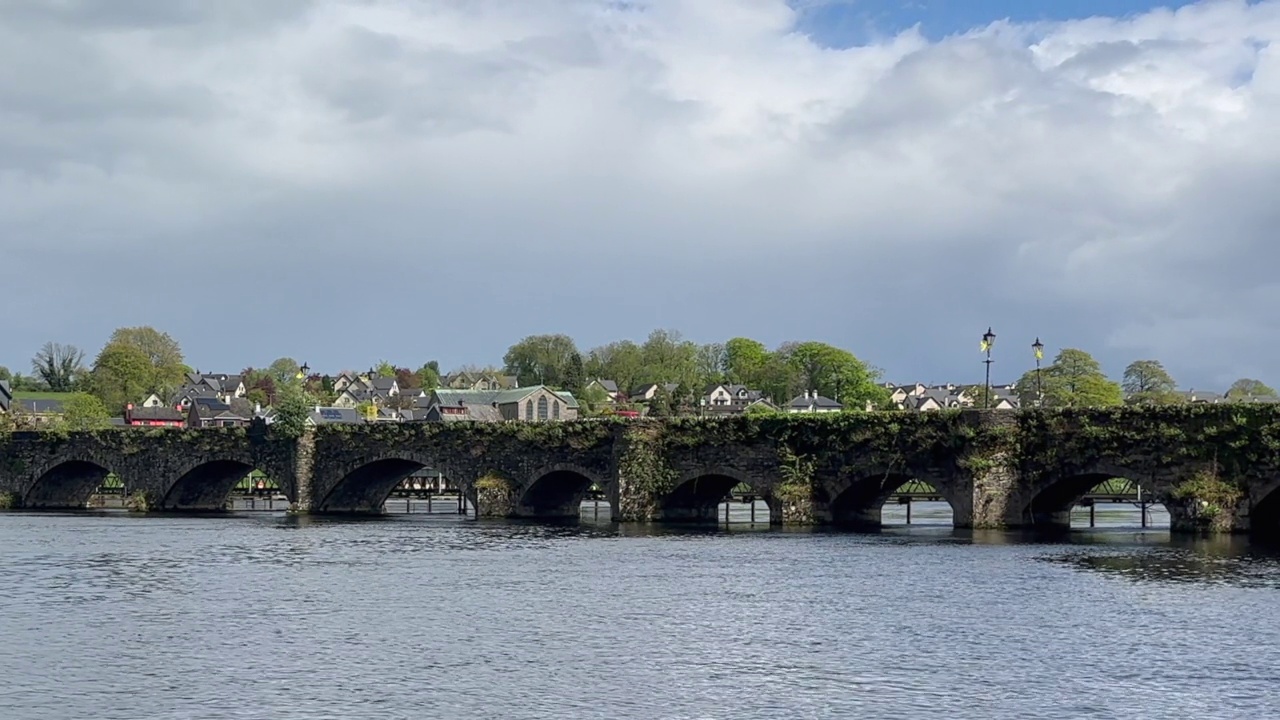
[1031,338,1044,408]
[981,327,996,409]
[295,362,309,381]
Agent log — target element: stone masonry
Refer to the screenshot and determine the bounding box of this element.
[2,408,1280,535]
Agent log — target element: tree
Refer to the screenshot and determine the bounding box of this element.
[503,334,580,387]
[90,342,154,412]
[1122,360,1179,405]
[647,385,674,417]
[0,366,9,382]
[374,360,397,378]
[246,388,270,407]
[781,341,890,410]
[1227,378,1278,400]
[268,357,301,384]
[97,327,187,400]
[578,384,610,415]
[33,342,87,392]
[60,393,111,431]
[416,362,441,390]
[639,329,698,387]
[272,381,312,438]
[394,367,418,390]
[584,340,645,393]
[562,352,585,395]
[963,384,996,409]
[695,343,727,387]
[1017,348,1123,408]
[724,338,770,386]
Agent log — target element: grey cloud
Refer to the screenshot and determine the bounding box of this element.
[2,0,1279,391]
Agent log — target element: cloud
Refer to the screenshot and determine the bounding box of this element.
[1,0,1278,388]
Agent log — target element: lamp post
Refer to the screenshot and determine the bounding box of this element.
[981,327,996,409]
[297,362,310,381]
[1031,338,1044,408]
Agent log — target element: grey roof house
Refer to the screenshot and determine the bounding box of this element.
[786,391,843,413]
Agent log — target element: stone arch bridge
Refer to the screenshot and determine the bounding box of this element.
[3,407,1280,535]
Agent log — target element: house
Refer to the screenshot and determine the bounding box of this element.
[1178,390,1226,404]
[786,390,843,413]
[13,398,67,422]
[123,404,186,427]
[183,373,246,402]
[704,384,765,407]
[441,372,519,391]
[585,379,621,402]
[307,407,366,425]
[703,396,779,417]
[186,397,255,428]
[419,386,579,423]
[630,383,680,402]
[0,380,10,414]
[141,393,166,408]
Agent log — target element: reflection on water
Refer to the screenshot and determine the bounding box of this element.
[2,512,1279,719]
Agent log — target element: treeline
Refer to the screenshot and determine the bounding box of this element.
[1012,349,1278,407]
[499,330,889,409]
[4,327,1276,421]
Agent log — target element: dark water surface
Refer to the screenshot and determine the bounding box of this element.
[2,512,1278,719]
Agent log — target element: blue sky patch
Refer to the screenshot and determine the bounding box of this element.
[794,1,1206,45]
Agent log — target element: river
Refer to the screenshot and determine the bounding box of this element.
[1,510,1277,719]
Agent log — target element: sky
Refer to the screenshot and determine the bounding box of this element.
[2,0,1278,389]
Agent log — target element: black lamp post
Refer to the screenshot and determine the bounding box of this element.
[1031,338,1044,408]
[981,327,996,409]
[299,362,310,378]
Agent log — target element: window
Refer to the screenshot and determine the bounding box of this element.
[537,396,549,421]
[525,400,533,420]
[553,401,560,420]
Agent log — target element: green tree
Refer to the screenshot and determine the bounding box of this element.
[1122,360,1180,405]
[272,381,312,438]
[268,357,301,383]
[106,327,186,393]
[1017,348,1123,408]
[246,388,270,408]
[578,384,609,416]
[1227,378,1278,400]
[963,384,996,408]
[647,385,674,417]
[724,337,770,386]
[695,343,726,387]
[60,393,111,431]
[374,360,396,378]
[90,342,154,412]
[781,341,889,410]
[416,362,441,390]
[31,342,86,392]
[562,351,586,395]
[0,366,10,382]
[584,340,645,394]
[639,329,698,387]
[503,334,580,387]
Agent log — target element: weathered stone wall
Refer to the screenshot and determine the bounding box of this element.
[3,407,1280,534]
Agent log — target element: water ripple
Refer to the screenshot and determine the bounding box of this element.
[0,513,1278,719]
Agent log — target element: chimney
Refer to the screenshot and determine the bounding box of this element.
[125,403,134,423]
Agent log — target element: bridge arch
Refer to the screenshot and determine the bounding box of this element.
[1249,479,1280,537]
[517,464,610,520]
[820,470,958,530]
[158,458,266,512]
[659,467,775,524]
[1022,463,1171,530]
[319,453,457,514]
[24,458,117,509]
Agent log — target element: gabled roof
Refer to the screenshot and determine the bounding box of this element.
[787,393,843,410]
[554,391,580,409]
[371,377,398,392]
[590,379,620,393]
[309,407,365,424]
